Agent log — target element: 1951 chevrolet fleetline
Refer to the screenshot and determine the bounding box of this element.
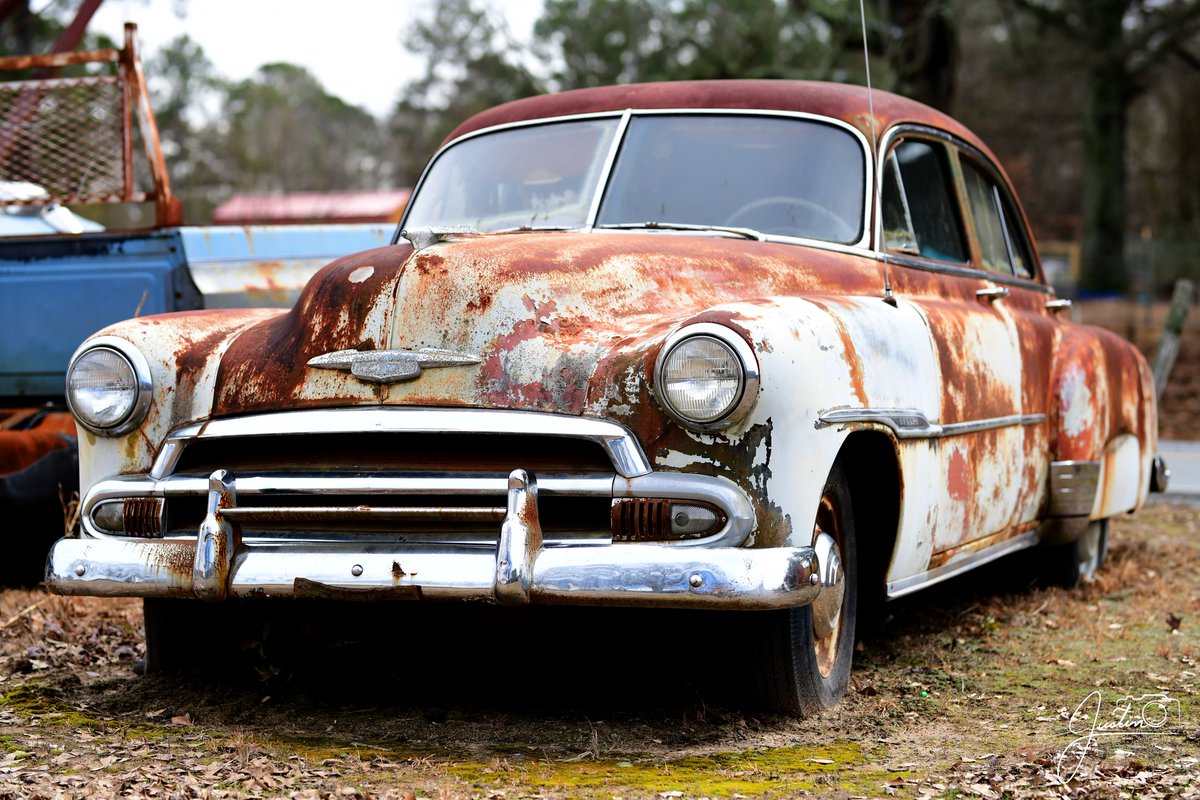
[47,81,1167,714]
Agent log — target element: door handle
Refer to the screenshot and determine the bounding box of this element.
[976,286,1010,301]
[1045,298,1072,311]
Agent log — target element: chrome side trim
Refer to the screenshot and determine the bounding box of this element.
[887,531,1039,599]
[1048,460,1101,517]
[941,414,1046,436]
[152,408,652,480]
[817,408,1045,439]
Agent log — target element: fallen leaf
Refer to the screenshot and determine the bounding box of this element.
[170,713,192,726]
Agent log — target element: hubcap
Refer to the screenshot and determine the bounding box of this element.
[811,494,846,678]
[812,531,845,639]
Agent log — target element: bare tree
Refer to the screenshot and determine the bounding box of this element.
[1005,0,1200,292]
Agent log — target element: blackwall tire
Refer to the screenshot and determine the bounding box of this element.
[745,463,857,715]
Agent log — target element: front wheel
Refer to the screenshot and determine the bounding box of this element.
[744,464,857,714]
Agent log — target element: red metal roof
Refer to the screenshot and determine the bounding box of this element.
[212,189,412,225]
[446,80,990,159]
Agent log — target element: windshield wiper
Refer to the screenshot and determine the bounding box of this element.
[496,224,580,233]
[596,221,766,241]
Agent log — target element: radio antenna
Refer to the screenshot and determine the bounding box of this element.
[859,0,896,306]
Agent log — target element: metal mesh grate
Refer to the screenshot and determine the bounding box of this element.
[0,74,129,204]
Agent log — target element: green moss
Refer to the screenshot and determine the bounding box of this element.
[436,740,912,797]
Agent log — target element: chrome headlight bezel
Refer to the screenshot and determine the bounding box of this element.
[653,323,760,431]
[65,336,153,436]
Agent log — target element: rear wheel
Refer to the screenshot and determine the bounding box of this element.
[745,464,857,714]
[1042,519,1108,588]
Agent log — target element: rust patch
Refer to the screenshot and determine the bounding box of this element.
[212,244,412,416]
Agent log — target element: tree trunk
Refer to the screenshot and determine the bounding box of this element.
[1079,60,1132,293]
[887,0,958,112]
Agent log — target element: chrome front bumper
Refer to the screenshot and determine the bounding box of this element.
[48,468,823,611]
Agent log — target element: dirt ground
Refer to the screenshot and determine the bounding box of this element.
[1,500,1197,799]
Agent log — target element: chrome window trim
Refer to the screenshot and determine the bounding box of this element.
[65,335,154,437]
[817,407,1045,439]
[874,124,1050,292]
[396,107,875,254]
[151,408,653,481]
[583,109,631,228]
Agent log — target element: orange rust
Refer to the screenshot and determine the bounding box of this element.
[145,541,195,581]
[213,244,409,416]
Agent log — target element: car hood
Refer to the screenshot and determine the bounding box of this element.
[211,231,882,425]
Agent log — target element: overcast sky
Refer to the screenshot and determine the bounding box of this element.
[87,0,544,118]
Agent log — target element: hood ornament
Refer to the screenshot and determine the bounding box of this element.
[307,348,481,384]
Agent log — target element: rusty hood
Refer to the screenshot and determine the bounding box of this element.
[211,232,883,421]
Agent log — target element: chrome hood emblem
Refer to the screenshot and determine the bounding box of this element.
[307,348,481,384]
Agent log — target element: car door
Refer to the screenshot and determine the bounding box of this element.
[955,150,1057,530]
[880,134,1029,556]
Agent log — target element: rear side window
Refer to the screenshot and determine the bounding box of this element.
[881,140,966,263]
[962,158,1035,279]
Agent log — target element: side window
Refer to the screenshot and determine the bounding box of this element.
[962,158,1035,279]
[881,140,967,263]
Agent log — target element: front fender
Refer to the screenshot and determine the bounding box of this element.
[74,309,284,489]
[609,295,939,551]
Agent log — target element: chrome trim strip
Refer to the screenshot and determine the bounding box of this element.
[886,531,1038,599]
[221,506,508,524]
[941,414,1046,436]
[82,469,754,548]
[47,537,822,611]
[583,108,630,228]
[151,408,652,480]
[817,408,1045,439]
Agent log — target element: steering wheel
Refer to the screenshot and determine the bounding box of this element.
[725,196,855,242]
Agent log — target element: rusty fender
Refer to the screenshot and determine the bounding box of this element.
[1051,323,1157,518]
[73,308,282,488]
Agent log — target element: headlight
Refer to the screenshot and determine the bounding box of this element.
[655,324,759,429]
[66,338,152,436]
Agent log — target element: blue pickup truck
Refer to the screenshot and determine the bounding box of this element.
[0,222,392,583]
[0,27,394,581]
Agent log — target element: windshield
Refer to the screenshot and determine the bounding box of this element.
[403,113,866,245]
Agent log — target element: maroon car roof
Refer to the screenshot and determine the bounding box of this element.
[444,80,991,158]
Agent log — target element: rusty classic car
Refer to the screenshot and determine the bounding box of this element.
[47,81,1166,713]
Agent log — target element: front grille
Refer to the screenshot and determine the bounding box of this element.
[159,431,619,545]
[173,432,613,476]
